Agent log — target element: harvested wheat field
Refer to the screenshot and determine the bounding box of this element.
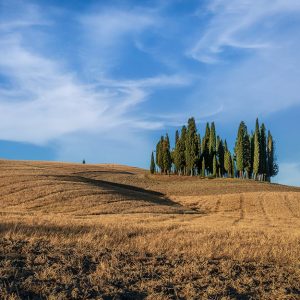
[0,160,299,299]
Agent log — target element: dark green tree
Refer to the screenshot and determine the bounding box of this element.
[250,132,255,178]
[180,126,187,175]
[185,117,199,176]
[217,136,224,177]
[196,133,202,175]
[202,158,206,177]
[232,156,235,178]
[224,150,232,178]
[267,131,278,181]
[235,121,247,178]
[150,152,155,174]
[260,123,267,181]
[213,154,217,177]
[156,136,164,174]
[174,132,185,175]
[163,134,172,175]
[224,139,228,153]
[209,122,216,172]
[253,130,260,180]
[201,123,210,174]
[244,133,251,179]
[175,130,179,145]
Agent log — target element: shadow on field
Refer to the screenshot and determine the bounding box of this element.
[73,170,135,176]
[42,174,199,213]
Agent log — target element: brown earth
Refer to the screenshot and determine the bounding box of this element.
[0,160,299,299]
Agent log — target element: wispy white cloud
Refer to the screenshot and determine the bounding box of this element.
[80,8,158,47]
[0,3,189,144]
[188,0,300,63]
[185,0,300,118]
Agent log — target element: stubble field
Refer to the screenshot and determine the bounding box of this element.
[0,160,299,299]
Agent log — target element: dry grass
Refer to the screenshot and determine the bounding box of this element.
[0,160,299,299]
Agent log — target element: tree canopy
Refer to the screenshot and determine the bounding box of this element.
[151,117,278,182]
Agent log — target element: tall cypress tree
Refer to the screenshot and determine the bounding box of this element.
[244,133,251,179]
[163,134,172,175]
[175,130,179,145]
[260,123,267,181]
[253,130,260,180]
[209,122,216,173]
[173,129,180,174]
[250,132,255,178]
[232,156,235,178]
[152,116,279,181]
[201,123,210,174]
[202,158,206,177]
[224,139,228,153]
[156,136,164,174]
[235,121,246,178]
[224,150,232,178]
[213,154,217,177]
[267,130,278,181]
[174,131,185,176]
[150,152,156,174]
[181,126,187,175]
[217,136,224,177]
[196,133,202,175]
[185,117,199,176]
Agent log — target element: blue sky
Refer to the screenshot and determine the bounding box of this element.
[0,0,300,186]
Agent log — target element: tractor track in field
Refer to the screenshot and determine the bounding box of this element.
[283,194,299,219]
[232,194,245,225]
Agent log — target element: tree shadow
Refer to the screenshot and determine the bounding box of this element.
[72,170,135,176]
[42,174,198,213]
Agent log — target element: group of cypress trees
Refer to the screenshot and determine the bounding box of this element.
[150,117,278,182]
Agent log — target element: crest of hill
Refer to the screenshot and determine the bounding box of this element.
[0,160,299,216]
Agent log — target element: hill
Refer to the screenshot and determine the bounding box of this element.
[0,160,299,299]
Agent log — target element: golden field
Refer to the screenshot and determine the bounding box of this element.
[0,160,299,299]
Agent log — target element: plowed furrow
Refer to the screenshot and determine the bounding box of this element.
[283,194,299,218]
[0,182,65,198]
[233,194,245,225]
[214,196,221,213]
[4,186,87,208]
[259,194,272,225]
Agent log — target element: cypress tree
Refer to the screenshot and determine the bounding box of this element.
[267,131,278,181]
[213,154,217,177]
[181,126,187,175]
[175,130,179,145]
[253,130,260,180]
[196,133,202,175]
[250,132,255,178]
[217,137,224,177]
[174,131,185,176]
[173,130,180,174]
[156,136,164,174]
[224,150,232,178]
[152,117,279,181]
[232,156,235,178]
[244,133,251,179]
[163,134,172,175]
[224,139,228,153]
[235,121,246,178]
[260,123,267,181]
[150,152,155,174]
[185,117,199,176]
[202,158,206,177]
[201,123,210,174]
[209,122,216,172]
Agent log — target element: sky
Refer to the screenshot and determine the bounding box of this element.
[0,0,300,186]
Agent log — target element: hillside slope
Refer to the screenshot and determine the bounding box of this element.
[0,160,299,299]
